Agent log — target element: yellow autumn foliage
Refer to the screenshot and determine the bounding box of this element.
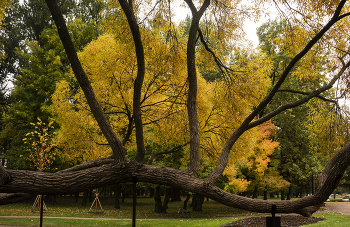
[52,2,278,187]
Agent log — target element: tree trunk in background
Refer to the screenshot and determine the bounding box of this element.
[89,189,93,202]
[300,186,303,198]
[183,193,191,210]
[252,186,258,199]
[192,194,204,212]
[75,192,79,202]
[154,186,163,213]
[263,190,267,200]
[81,191,88,206]
[122,187,126,202]
[171,187,182,202]
[47,195,57,205]
[148,186,154,197]
[287,186,292,200]
[281,190,285,200]
[154,186,172,213]
[114,183,120,209]
[161,188,172,212]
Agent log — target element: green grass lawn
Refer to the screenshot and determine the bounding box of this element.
[1,195,349,226]
[1,213,350,227]
[0,217,241,227]
[305,213,350,226]
[0,195,257,219]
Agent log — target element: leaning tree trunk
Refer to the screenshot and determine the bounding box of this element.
[0,154,348,217]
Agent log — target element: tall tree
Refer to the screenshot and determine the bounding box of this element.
[2,0,350,218]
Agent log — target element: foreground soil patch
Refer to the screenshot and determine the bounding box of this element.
[222,215,325,227]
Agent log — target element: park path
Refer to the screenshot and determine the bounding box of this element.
[321,202,350,215]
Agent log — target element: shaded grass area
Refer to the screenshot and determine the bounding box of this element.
[0,196,348,226]
[0,217,241,227]
[0,195,257,219]
[1,213,350,227]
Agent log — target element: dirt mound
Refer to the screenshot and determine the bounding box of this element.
[222,215,325,227]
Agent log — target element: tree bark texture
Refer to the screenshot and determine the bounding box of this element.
[2,157,347,216]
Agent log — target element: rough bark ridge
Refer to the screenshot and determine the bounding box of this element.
[1,0,350,218]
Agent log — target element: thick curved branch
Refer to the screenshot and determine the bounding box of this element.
[118,0,146,163]
[2,147,350,217]
[206,1,350,184]
[184,0,210,175]
[57,156,114,173]
[44,0,126,161]
[318,143,350,190]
